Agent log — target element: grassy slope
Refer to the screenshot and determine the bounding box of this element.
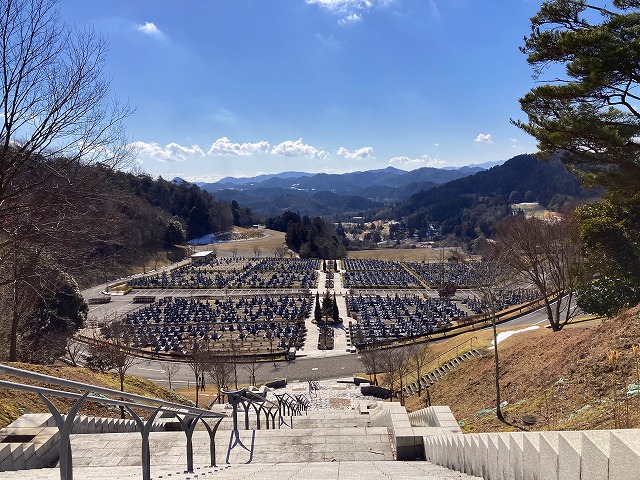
[0,364,193,429]
[405,307,640,432]
[207,228,286,257]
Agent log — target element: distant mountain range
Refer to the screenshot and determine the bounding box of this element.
[392,154,594,223]
[211,171,315,186]
[188,162,502,217]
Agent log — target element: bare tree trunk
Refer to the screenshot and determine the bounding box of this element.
[119,372,126,419]
[424,386,431,407]
[491,313,505,423]
[9,280,19,362]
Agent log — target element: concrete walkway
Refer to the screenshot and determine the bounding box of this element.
[299,261,357,359]
[0,461,480,479]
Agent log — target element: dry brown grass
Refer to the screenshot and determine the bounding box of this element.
[201,229,287,258]
[404,307,640,433]
[0,363,193,429]
[347,248,476,262]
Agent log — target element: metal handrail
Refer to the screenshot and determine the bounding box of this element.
[0,364,220,419]
[0,380,217,419]
[0,364,225,480]
[434,336,477,366]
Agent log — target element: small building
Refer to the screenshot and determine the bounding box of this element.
[190,250,215,264]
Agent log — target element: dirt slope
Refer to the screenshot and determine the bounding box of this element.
[407,307,640,432]
[0,363,193,429]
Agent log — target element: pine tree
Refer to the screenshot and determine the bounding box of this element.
[332,293,340,323]
[314,292,322,323]
[322,291,332,323]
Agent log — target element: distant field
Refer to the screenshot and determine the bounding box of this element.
[511,202,559,220]
[199,228,477,262]
[346,247,475,262]
[198,228,287,257]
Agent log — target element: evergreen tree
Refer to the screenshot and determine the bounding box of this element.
[515,0,640,304]
[332,293,340,323]
[322,291,332,322]
[314,292,322,323]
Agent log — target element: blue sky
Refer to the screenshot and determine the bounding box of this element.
[60,0,542,182]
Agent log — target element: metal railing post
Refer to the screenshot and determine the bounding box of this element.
[38,391,89,480]
[0,366,224,479]
[172,412,203,473]
[125,405,163,480]
[199,417,224,467]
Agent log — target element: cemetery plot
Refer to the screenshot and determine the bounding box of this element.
[405,261,487,288]
[226,258,318,289]
[117,294,311,356]
[128,258,250,289]
[341,259,421,288]
[347,293,466,346]
[127,258,319,290]
[460,288,541,314]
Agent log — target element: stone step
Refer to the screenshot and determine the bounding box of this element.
[404,350,483,398]
[67,426,395,466]
[292,413,369,429]
[0,461,482,479]
[0,413,169,472]
[212,408,369,431]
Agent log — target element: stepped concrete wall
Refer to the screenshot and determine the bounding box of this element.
[410,406,640,480]
[369,403,461,460]
[0,413,165,472]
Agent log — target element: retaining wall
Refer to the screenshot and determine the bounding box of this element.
[0,413,166,472]
[412,406,640,480]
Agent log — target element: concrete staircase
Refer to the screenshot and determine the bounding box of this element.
[0,400,481,479]
[403,349,482,398]
[65,408,395,466]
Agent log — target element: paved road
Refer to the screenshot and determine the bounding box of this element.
[129,353,368,388]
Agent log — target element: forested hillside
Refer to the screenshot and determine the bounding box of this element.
[0,153,257,364]
[383,154,596,247]
[85,169,261,277]
[265,211,347,259]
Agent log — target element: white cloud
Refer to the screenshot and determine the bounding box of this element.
[337,146,374,159]
[306,0,392,24]
[272,138,328,159]
[136,22,162,36]
[179,174,225,183]
[131,141,205,162]
[213,108,239,126]
[389,155,445,168]
[306,0,372,12]
[474,133,493,144]
[207,137,270,156]
[315,33,343,50]
[429,1,441,19]
[338,13,362,25]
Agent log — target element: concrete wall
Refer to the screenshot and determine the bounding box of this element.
[368,404,462,461]
[422,428,640,480]
[0,413,166,472]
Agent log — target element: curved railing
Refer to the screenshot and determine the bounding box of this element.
[0,364,225,480]
[220,387,309,464]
